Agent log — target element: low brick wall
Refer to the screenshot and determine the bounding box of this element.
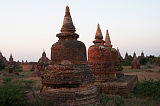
[95,75,138,98]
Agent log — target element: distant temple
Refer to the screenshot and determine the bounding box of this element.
[8,54,15,73]
[0,51,8,65]
[131,52,140,69]
[40,6,98,105]
[37,50,49,72]
[141,51,145,58]
[124,52,129,60]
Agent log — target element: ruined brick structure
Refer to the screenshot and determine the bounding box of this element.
[8,54,14,73]
[41,6,98,105]
[88,26,137,97]
[0,51,8,66]
[88,25,116,82]
[37,51,50,72]
[30,65,41,78]
[131,52,140,69]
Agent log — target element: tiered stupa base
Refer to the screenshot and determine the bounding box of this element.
[95,75,138,98]
[41,84,99,106]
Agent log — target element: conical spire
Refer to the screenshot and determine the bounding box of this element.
[141,51,144,58]
[93,24,105,44]
[133,52,137,60]
[10,53,12,58]
[0,51,2,56]
[105,29,112,48]
[125,52,129,60]
[42,50,46,57]
[9,53,13,64]
[60,6,76,33]
[117,47,122,59]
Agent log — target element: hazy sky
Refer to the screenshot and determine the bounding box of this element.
[0,0,160,61]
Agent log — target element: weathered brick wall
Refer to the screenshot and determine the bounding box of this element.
[88,45,116,81]
[95,75,138,98]
[51,40,87,64]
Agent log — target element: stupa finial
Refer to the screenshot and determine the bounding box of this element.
[60,6,76,33]
[105,29,112,48]
[93,24,105,44]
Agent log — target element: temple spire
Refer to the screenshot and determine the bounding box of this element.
[42,50,46,57]
[133,52,137,60]
[105,29,112,48]
[93,24,105,44]
[125,52,129,60]
[10,53,12,58]
[60,6,76,33]
[141,51,145,58]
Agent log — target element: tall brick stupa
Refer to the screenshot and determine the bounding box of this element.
[88,24,116,82]
[88,25,138,97]
[41,6,98,105]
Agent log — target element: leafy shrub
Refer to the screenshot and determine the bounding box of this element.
[155,57,160,66]
[122,55,133,66]
[0,79,33,106]
[14,66,23,72]
[138,57,147,65]
[100,93,124,106]
[133,79,160,98]
[144,63,154,69]
[2,78,12,84]
[146,55,156,64]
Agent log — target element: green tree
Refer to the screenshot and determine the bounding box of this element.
[138,57,147,65]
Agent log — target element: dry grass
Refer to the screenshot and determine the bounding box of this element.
[123,65,160,81]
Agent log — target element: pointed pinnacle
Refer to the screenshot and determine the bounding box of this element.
[60,6,76,33]
[105,29,112,47]
[95,24,103,39]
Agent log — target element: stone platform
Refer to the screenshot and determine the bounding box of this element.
[41,84,99,106]
[95,75,138,98]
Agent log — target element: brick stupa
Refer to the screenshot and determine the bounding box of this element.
[88,26,138,97]
[131,52,140,69]
[88,25,116,82]
[37,51,50,72]
[41,6,98,105]
[105,30,122,72]
[0,51,8,65]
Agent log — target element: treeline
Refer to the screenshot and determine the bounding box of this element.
[120,55,160,66]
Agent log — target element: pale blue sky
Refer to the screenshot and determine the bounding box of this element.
[0,0,160,61]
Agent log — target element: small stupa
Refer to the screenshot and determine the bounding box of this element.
[8,54,14,73]
[37,50,50,72]
[41,6,98,105]
[30,65,41,78]
[131,52,140,69]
